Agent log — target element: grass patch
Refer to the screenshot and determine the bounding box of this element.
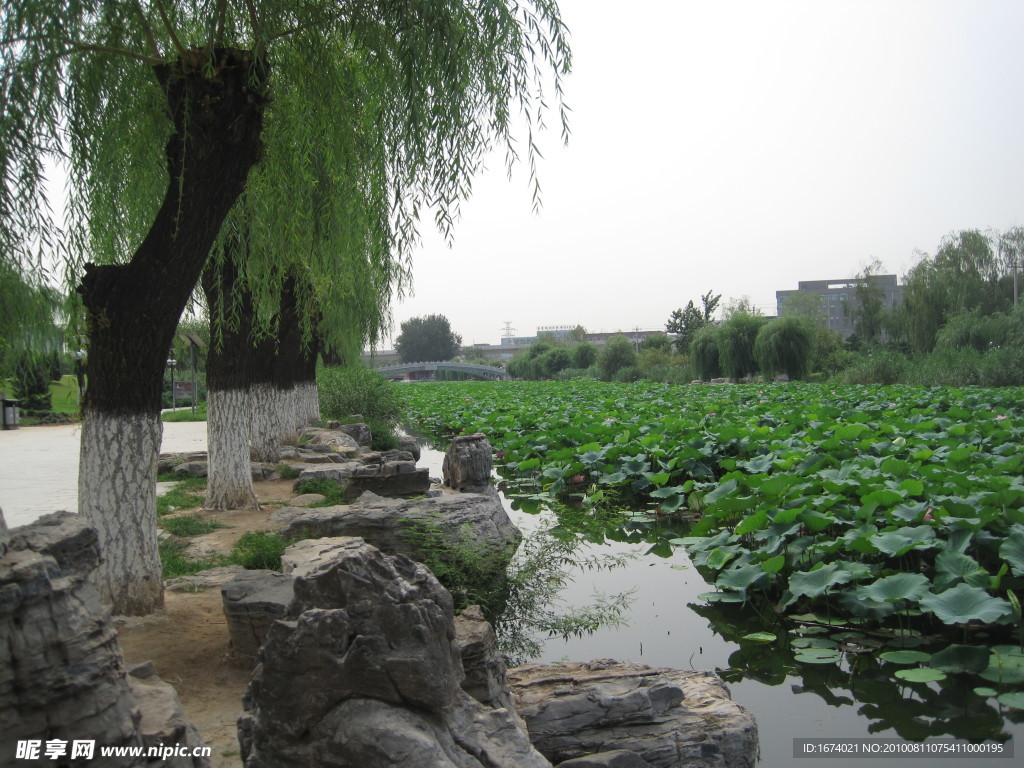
[156,477,206,516]
[278,464,300,480]
[159,538,226,579]
[295,479,348,506]
[227,532,291,571]
[159,514,226,537]
[162,403,207,422]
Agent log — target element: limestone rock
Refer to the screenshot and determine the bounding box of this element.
[127,662,212,767]
[443,433,493,491]
[507,660,758,768]
[287,493,326,507]
[239,537,550,768]
[173,460,208,478]
[272,488,521,567]
[165,565,247,592]
[299,426,361,452]
[336,422,372,447]
[454,605,516,713]
[398,435,422,461]
[221,570,295,661]
[293,462,362,491]
[556,751,654,768]
[0,512,212,767]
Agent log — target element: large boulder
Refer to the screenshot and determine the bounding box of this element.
[0,512,212,767]
[271,488,521,567]
[239,537,551,768]
[454,605,517,714]
[443,433,493,492]
[221,570,295,661]
[507,660,758,768]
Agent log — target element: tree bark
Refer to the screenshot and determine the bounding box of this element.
[77,49,267,615]
[203,245,262,510]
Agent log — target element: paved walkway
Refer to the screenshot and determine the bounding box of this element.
[0,421,208,529]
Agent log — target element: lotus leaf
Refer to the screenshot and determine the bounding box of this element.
[857,573,930,604]
[879,650,931,665]
[894,667,947,683]
[920,583,1013,625]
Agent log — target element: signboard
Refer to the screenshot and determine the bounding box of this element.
[173,381,196,400]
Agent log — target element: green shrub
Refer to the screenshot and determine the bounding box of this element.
[597,335,637,381]
[836,349,908,385]
[611,365,641,383]
[159,539,225,580]
[978,347,1024,386]
[228,532,292,571]
[160,514,225,537]
[293,479,348,506]
[277,464,300,480]
[554,366,599,381]
[572,342,598,369]
[367,419,401,450]
[318,364,405,426]
[718,312,767,379]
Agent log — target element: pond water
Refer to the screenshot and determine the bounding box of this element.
[417,444,1022,768]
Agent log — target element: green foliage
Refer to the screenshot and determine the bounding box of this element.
[293,479,348,506]
[159,539,225,580]
[597,335,638,381]
[666,291,720,352]
[640,333,673,353]
[718,312,767,379]
[572,342,599,369]
[161,403,208,422]
[835,349,907,385]
[395,315,463,363]
[228,532,292,571]
[690,325,722,380]
[156,478,207,517]
[159,514,226,537]
[318,364,405,427]
[538,347,573,378]
[277,464,300,480]
[754,316,812,380]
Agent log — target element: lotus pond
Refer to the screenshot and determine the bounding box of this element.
[405,380,1024,766]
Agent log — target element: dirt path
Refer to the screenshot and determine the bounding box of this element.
[116,478,301,768]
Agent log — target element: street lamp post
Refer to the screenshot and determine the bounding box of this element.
[167,355,177,411]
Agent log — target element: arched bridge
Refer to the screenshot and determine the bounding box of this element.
[374,361,509,380]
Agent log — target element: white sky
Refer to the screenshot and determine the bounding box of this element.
[386,0,1024,347]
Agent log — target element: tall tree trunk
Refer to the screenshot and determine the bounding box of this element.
[203,248,262,511]
[248,329,282,463]
[78,50,267,615]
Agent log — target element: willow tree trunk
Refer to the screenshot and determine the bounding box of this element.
[78,50,267,615]
[202,251,264,511]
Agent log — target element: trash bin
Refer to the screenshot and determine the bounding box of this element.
[2,397,19,430]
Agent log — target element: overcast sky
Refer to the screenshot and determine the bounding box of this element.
[385,0,1024,348]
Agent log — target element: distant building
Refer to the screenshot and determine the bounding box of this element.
[776,275,902,338]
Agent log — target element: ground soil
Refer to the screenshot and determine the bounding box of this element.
[116,477,298,768]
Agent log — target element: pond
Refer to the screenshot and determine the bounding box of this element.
[417,442,1022,768]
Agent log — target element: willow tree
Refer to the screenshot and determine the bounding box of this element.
[1,1,570,614]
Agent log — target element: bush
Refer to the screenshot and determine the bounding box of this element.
[228,532,292,571]
[572,342,598,369]
[597,335,637,381]
[318,363,405,426]
[977,347,1024,386]
[554,366,599,381]
[835,349,908,385]
[612,365,642,383]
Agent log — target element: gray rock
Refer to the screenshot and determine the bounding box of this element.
[556,751,653,768]
[299,426,361,452]
[221,570,295,660]
[272,488,521,567]
[158,451,208,475]
[398,435,422,461]
[173,461,208,478]
[454,605,517,713]
[127,662,213,767]
[0,512,212,767]
[508,660,758,768]
[166,565,247,592]
[292,461,362,490]
[381,449,416,463]
[239,537,550,768]
[286,493,326,507]
[347,464,431,497]
[336,422,372,447]
[443,433,493,491]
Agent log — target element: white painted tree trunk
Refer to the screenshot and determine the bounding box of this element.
[79,411,164,615]
[297,380,320,425]
[205,388,260,510]
[249,382,281,463]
